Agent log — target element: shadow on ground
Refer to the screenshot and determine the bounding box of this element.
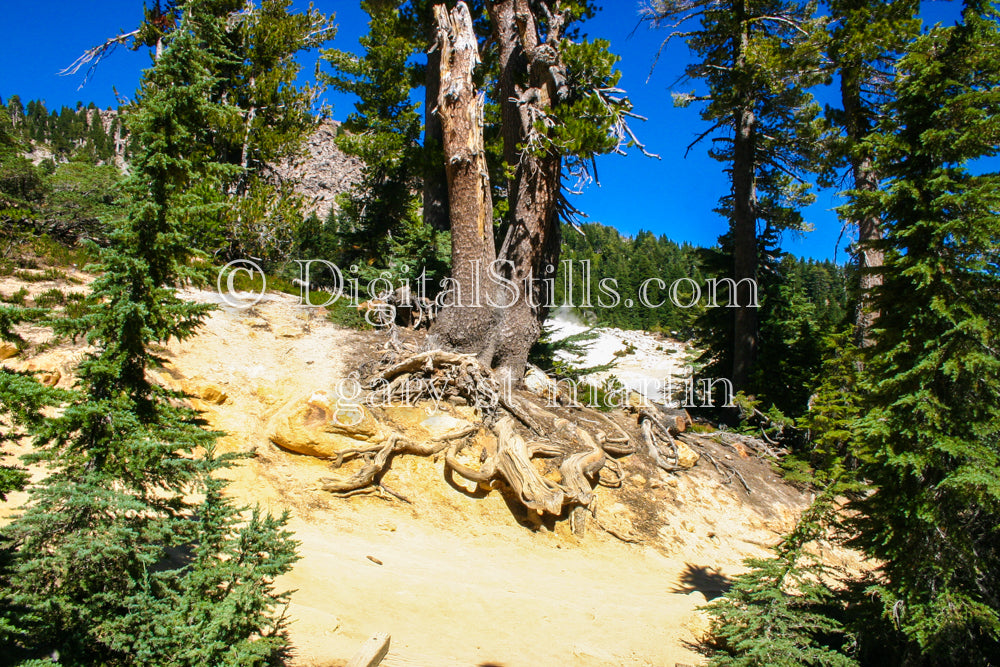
[671,562,732,600]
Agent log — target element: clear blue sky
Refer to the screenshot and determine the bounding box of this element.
[0,1,972,262]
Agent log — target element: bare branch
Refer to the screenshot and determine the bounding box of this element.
[59,30,140,89]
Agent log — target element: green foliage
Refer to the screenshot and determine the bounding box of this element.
[555,222,703,334]
[8,98,120,165]
[0,288,29,306]
[529,325,613,380]
[846,3,1000,661]
[100,467,299,666]
[0,300,68,656]
[694,229,850,418]
[702,490,858,666]
[321,1,444,282]
[0,106,45,228]
[209,0,335,263]
[1,6,298,663]
[790,331,864,490]
[44,161,122,237]
[550,38,624,157]
[822,0,920,183]
[752,254,849,416]
[0,304,62,503]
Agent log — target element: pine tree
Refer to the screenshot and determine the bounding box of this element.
[0,305,60,663]
[209,0,336,263]
[0,106,45,226]
[791,331,864,489]
[2,4,298,664]
[849,2,1000,661]
[824,0,919,341]
[702,489,858,666]
[645,0,830,391]
[321,1,430,279]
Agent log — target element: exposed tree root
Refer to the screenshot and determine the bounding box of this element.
[317,348,764,518]
[639,408,689,473]
[677,430,782,495]
[316,349,646,517]
[684,430,785,460]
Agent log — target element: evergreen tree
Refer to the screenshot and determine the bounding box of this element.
[321,1,442,282]
[207,0,337,263]
[790,331,864,489]
[0,107,45,227]
[0,301,66,659]
[849,2,1000,662]
[645,0,830,391]
[702,489,858,666]
[824,0,919,341]
[2,4,298,663]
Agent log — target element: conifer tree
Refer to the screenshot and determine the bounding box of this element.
[0,107,45,226]
[702,489,858,666]
[321,0,449,282]
[824,0,918,341]
[790,331,864,488]
[207,0,336,263]
[848,2,1000,661]
[644,0,830,391]
[2,4,298,664]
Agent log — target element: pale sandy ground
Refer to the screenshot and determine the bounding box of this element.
[1,278,840,667]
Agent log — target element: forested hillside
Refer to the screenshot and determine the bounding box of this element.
[1,1,999,665]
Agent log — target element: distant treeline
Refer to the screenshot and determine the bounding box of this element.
[554,221,848,339]
[0,97,123,241]
[5,96,123,163]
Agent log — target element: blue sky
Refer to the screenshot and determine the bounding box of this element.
[0,1,972,261]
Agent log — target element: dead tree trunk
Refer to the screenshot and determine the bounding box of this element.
[423,41,450,232]
[430,0,567,387]
[430,3,501,365]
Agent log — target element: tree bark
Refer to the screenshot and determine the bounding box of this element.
[422,43,450,232]
[841,60,883,345]
[431,0,567,387]
[429,3,501,364]
[731,0,758,391]
[486,0,563,386]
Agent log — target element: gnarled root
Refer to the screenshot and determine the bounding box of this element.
[319,349,639,519]
[639,408,685,472]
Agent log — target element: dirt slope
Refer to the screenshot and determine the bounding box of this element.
[1,276,820,667]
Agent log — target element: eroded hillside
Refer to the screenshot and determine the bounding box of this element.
[1,269,837,667]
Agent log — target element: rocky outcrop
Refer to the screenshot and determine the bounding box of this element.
[278,119,364,222]
[268,390,385,459]
[25,109,362,222]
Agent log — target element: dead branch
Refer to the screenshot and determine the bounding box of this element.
[60,30,140,88]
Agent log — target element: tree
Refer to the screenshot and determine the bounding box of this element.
[431,0,647,384]
[0,106,45,230]
[0,304,67,658]
[1,4,297,663]
[702,490,858,666]
[209,0,336,263]
[40,161,122,241]
[60,0,336,263]
[848,2,1000,661]
[322,1,449,283]
[824,0,918,342]
[644,0,829,391]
